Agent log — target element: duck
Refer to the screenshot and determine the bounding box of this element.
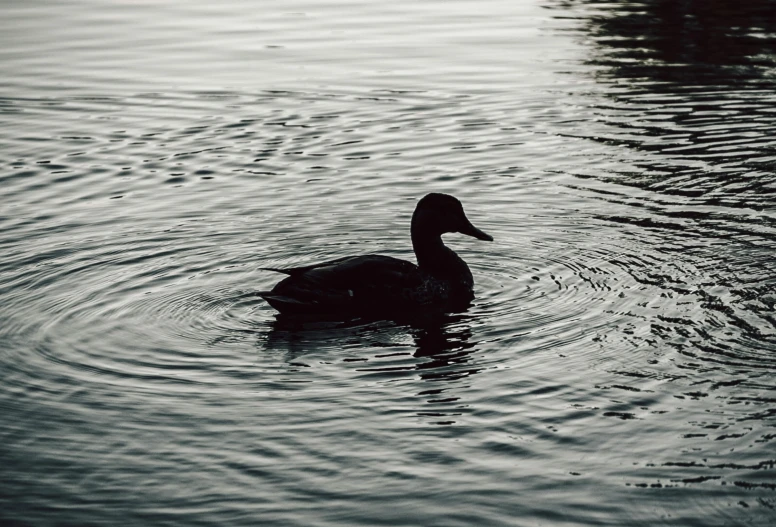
[258,193,492,317]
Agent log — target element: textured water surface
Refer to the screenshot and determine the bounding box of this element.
[1,1,775,526]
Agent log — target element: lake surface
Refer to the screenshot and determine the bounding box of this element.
[1,1,775,525]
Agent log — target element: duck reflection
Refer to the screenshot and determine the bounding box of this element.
[259,312,481,423]
[410,317,480,382]
[263,312,478,366]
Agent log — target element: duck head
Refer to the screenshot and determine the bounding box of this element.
[411,193,493,241]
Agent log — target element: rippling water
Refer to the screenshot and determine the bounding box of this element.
[2,1,775,526]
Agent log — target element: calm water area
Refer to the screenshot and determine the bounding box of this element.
[1,1,775,525]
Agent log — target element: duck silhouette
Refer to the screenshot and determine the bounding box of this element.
[258,193,492,317]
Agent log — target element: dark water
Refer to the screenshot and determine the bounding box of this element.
[1,1,775,525]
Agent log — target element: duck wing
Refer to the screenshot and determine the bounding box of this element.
[258,255,422,314]
[260,255,359,276]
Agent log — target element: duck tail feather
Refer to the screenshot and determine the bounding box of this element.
[260,267,295,275]
[257,292,310,313]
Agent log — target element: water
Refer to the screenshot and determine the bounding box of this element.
[1,1,775,525]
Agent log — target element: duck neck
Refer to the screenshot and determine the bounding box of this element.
[410,207,474,286]
[411,228,472,283]
[412,229,447,271]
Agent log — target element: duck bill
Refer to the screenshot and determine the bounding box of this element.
[459,219,493,241]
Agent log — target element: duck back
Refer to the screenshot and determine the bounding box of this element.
[259,255,423,315]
